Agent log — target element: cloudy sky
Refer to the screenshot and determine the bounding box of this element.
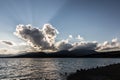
[0,0,120,54]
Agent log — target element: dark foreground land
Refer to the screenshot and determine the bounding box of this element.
[67,63,120,80]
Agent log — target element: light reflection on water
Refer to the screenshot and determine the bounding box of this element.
[0,58,120,80]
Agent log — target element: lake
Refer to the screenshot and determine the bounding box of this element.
[0,58,120,80]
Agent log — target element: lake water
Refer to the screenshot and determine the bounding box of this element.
[0,58,120,80]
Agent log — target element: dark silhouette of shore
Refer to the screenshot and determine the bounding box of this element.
[67,63,120,80]
[1,49,120,58]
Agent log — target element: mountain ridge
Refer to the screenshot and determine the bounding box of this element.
[1,49,120,58]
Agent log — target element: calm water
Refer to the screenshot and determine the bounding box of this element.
[0,58,120,80]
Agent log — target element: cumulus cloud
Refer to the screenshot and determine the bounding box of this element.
[97,38,120,51]
[13,24,120,52]
[70,41,98,51]
[76,35,84,41]
[14,24,58,51]
[1,23,120,55]
[14,24,86,51]
[55,39,73,51]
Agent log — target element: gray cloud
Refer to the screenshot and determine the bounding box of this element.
[13,24,120,52]
[70,41,98,51]
[55,40,73,51]
[13,24,101,52]
[14,24,58,51]
[0,40,15,46]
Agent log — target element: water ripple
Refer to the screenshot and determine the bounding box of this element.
[0,58,120,80]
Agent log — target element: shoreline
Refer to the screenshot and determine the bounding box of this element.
[67,63,120,80]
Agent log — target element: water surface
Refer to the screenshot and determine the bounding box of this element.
[0,58,120,80]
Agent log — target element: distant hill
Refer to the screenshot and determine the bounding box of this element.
[83,51,120,58]
[1,49,120,58]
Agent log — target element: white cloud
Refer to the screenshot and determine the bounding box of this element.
[76,35,84,41]
[97,38,120,51]
[112,38,118,43]
[69,35,73,39]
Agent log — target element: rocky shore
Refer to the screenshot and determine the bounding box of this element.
[67,63,120,80]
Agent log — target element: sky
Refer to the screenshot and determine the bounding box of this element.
[0,0,120,54]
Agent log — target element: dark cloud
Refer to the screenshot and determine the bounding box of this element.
[14,24,58,51]
[0,40,15,46]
